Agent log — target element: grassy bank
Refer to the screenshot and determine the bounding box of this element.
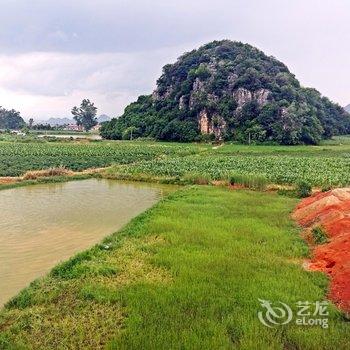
[0,174,93,192]
[0,186,348,349]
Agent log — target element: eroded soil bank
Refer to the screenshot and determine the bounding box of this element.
[293,188,350,312]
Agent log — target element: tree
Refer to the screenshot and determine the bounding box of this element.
[122,126,138,140]
[32,123,52,131]
[28,118,34,129]
[71,99,97,131]
[0,107,25,130]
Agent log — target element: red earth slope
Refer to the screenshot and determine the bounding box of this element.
[293,188,350,312]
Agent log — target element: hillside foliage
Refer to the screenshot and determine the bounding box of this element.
[101,40,350,144]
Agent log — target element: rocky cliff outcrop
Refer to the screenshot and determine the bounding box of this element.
[232,88,270,109]
[153,62,272,139]
[198,110,226,140]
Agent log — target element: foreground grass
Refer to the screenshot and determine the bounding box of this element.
[0,187,349,349]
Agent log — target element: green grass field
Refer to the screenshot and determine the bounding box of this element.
[0,187,348,349]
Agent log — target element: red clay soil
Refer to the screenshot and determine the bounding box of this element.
[293,188,350,313]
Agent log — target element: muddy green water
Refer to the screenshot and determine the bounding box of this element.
[0,179,169,306]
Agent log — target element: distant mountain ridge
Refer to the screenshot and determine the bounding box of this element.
[42,117,73,126]
[97,114,111,123]
[39,115,111,126]
[345,105,350,113]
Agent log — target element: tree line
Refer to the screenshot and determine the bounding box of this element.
[0,99,99,132]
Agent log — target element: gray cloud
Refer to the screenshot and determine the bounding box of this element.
[0,52,158,96]
[0,45,190,118]
[0,0,232,53]
[0,0,349,119]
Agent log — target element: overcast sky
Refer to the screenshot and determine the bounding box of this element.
[0,0,349,120]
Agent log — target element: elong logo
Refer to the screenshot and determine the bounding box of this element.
[257,299,329,329]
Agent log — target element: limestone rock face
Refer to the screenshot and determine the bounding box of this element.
[152,90,160,101]
[198,109,226,140]
[212,115,226,140]
[179,96,187,110]
[190,86,269,137]
[233,88,253,108]
[152,86,173,101]
[233,88,270,109]
[199,110,210,134]
[254,88,270,106]
[228,73,239,88]
[193,78,205,92]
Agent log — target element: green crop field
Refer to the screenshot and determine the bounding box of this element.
[1,136,350,186]
[0,140,200,177]
[111,154,350,186]
[105,137,350,187]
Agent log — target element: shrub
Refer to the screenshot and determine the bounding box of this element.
[183,172,211,185]
[296,181,312,198]
[321,184,332,192]
[312,226,328,245]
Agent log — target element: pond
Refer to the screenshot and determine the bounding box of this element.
[0,179,170,306]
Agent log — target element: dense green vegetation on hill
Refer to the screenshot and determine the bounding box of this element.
[101,40,350,144]
[1,187,348,349]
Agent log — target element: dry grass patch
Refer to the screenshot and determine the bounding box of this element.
[2,301,123,350]
[0,177,18,184]
[22,167,73,180]
[98,237,172,287]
